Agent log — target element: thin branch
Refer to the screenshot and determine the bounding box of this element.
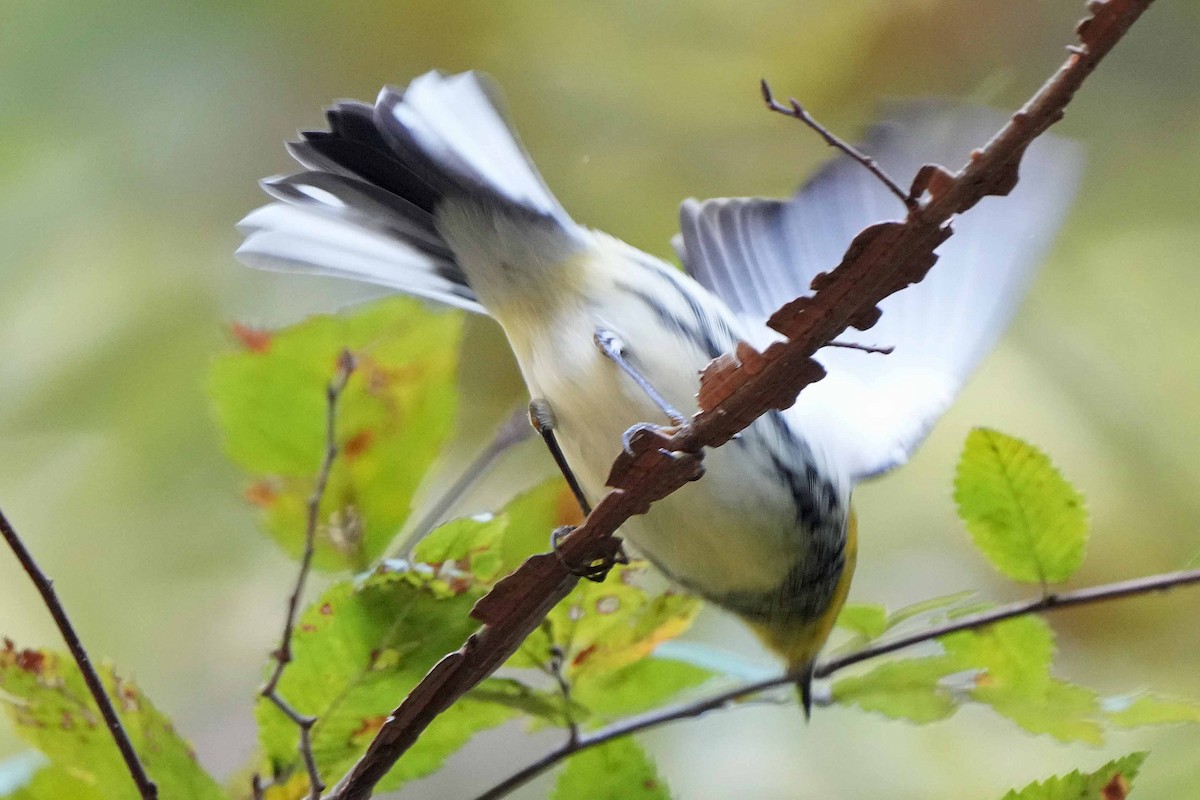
[761,78,914,209]
[257,349,356,800]
[473,565,1200,800]
[0,508,158,800]
[546,645,580,747]
[395,404,533,559]
[329,3,1154,797]
[826,340,895,355]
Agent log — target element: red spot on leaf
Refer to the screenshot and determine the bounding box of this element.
[1102,773,1130,800]
[644,779,659,790]
[229,322,272,353]
[244,480,278,508]
[447,575,474,595]
[116,677,141,712]
[361,359,428,395]
[319,603,333,616]
[15,649,46,674]
[351,715,388,741]
[571,644,597,668]
[342,429,375,460]
[300,623,317,633]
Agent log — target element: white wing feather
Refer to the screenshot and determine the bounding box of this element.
[676,105,1083,481]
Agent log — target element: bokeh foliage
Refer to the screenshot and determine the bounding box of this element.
[8,302,1197,799]
[3,0,1199,797]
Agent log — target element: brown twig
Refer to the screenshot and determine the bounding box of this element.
[0,508,159,800]
[328,3,1154,797]
[761,78,915,209]
[256,349,356,800]
[473,565,1200,800]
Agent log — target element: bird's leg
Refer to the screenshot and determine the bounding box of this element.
[593,328,691,453]
[529,398,592,517]
[530,398,628,581]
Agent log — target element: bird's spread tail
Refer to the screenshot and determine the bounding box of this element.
[237,71,573,313]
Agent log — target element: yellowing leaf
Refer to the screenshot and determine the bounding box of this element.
[0,641,225,800]
[955,428,1088,585]
[543,563,703,677]
[255,569,512,794]
[212,297,462,571]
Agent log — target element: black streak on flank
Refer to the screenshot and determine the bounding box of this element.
[614,279,727,361]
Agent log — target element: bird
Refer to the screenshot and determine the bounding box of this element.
[237,70,1080,713]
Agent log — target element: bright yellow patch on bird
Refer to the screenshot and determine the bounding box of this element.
[747,507,858,675]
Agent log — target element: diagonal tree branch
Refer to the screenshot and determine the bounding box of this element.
[0,508,159,800]
[471,565,1200,800]
[329,2,1154,796]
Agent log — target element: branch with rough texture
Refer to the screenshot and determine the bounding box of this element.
[329,2,1154,796]
[0,508,159,800]
[474,565,1200,800]
[255,350,355,800]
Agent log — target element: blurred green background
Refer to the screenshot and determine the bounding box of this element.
[2,0,1198,797]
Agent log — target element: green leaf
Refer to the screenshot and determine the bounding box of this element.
[255,568,513,793]
[468,678,576,728]
[836,604,888,640]
[511,561,708,725]
[5,765,105,800]
[543,564,703,678]
[1104,692,1200,727]
[572,657,713,721]
[413,515,509,583]
[0,641,225,800]
[1000,752,1146,800]
[883,590,978,631]
[552,738,669,800]
[941,617,1103,744]
[497,478,582,577]
[211,297,463,571]
[954,428,1088,584]
[832,656,963,723]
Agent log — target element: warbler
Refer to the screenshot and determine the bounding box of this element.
[237,71,1079,711]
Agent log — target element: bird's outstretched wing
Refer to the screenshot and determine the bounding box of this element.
[674,104,1082,481]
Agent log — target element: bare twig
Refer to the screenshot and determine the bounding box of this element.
[329,3,1154,797]
[546,645,580,747]
[0,508,158,800]
[761,78,914,209]
[473,566,1200,800]
[257,349,356,800]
